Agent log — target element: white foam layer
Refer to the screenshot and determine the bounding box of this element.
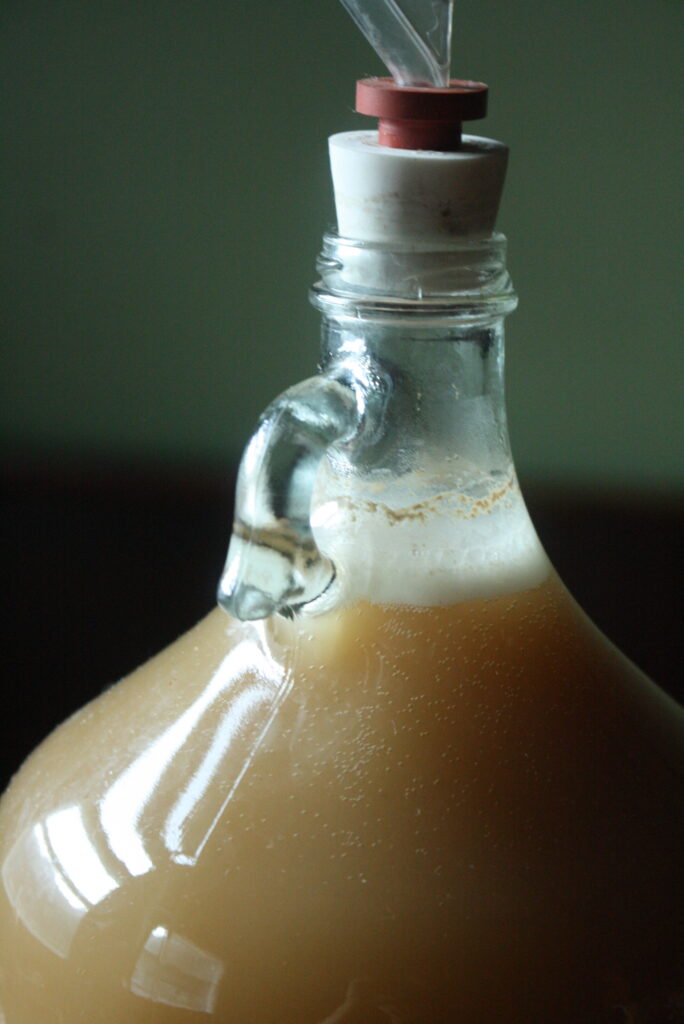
[310,466,550,608]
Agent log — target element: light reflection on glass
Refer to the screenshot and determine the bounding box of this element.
[1,805,119,959]
[1,623,290,968]
[130,925,224,1014]
[163,681,273,862]
[45,806,118,906]
[99,631,287,873]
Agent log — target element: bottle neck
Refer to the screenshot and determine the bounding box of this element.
[307,233,549,609]
[311,230,517,495]
[218,232,548,621]
[318,315,511,487]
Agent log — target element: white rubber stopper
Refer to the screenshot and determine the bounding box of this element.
[329,131,508,243]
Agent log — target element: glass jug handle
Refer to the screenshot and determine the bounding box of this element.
[218,357,387,621]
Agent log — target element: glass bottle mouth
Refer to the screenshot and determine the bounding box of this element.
[310,230,517,324]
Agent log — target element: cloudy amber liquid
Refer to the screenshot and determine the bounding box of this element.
[1,573,683,1022]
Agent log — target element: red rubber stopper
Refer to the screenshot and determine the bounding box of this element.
[355,77,488,152]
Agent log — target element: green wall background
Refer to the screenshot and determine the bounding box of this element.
[2,0,683,489]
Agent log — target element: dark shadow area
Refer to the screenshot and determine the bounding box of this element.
[2,456,682,791]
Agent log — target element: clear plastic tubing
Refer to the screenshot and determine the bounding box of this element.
[338,0,454,87]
